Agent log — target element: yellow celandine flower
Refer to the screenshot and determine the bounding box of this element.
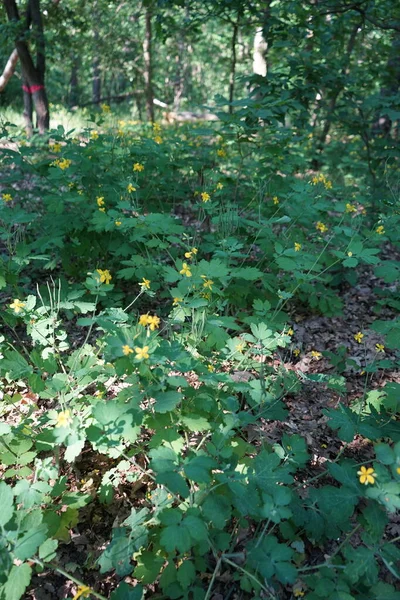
[216,182,224,190]
[50,142,62,153]
[293,348,301,357]
[358,465,376,485]
[173,297,183,306]
[122,344,134,356]
[72,584,91,600]
[347,251,353,257]
[294,242,301,252]
[207,364,215,372]
[235,341,246,353]
[217,148,226,158]
[185,247,198,259]
[153,122,162,133]
[375,343,385,353]
[135,345,150,360]
[77,190,84,196]
[56,410,73,428]
[311,350,322,360]
[293,590,305,598]
[376,225,385,235]
[127,183,136,193]
[2,193,12,202]
[354,332,364,343]
[96,269,112,284]
[139,314,150,326]
[115,220,122,226]
[96,197,105,207]
[133,162,144,172]
[180,263,192,277]
[397,467,400,475]
[101,103,111,113]
[273,196,279,205]
[98,207,105,213]
[311,173,332,190]
[316,221,328,233]
[9,299,25,313]
[201,192,211,203]
[90,130,99,140]
[346,203,356,213]
[54,158,72,170]
[140,278,151,290]
[203,279,213,290]
[287,328,294,336]
[117,129,124,137]
[147,315,160,331]
[154,135,163,144]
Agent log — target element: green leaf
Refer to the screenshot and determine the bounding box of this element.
[3,563,32,600]
[110,583,143,600]
[177,560,196,587]
[202,494,231,529]
[0,483,14,526]
[154,391,182,413]
[247,536,296,584]
[14,525,47,560]
[38,538,58,561]
[375,443,395,465]
[184,455,217,483]
[323,405,357,442]
[134,551,164,584]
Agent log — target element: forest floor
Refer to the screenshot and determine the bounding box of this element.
[17,246,399,600]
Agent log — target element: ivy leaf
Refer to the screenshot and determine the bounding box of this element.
[3,563,32,600]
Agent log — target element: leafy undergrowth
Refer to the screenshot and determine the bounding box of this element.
[0,112,399,600]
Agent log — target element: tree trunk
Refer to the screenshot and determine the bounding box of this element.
[69,56,79,107]
[228,16,239,114]
[373,30,400,136]
[143,6,154,122]
[0,49,18,92]
[253,28,267,77]
[4,0,50,134]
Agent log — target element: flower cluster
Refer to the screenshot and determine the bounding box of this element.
[316,221,328,233]
[50,142,62,153]
[52,158,72,170]
[376,225,385,235]
[97,196,105,212]
[311,173,332,189]
[133,162,144,172]
[139,314,160,330]
[184,247,198,259]
[96,269,112,284]
[345,203,356,213]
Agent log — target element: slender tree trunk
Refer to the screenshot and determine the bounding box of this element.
[0,49,19,92]
[228,15,239,114]
[312,19,362,167]
[69,56,79,107]
[373,30,400,136]
[4,0,50,134]
[143,6,154,122]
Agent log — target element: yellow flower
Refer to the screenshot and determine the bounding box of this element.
[311,350,322,360]
[98,207,105,213]
[115,220,122,226]
[180,262,192,277]
[56,410,73,428]
[293,590,305,598]
[375,343,385,353]
[311,173,332,189]
[147,315,160,331]
[316,221,328,233]
[154,135,163,144]
[346,203,356,213]
[294,242,301,252]
[216,182,224,190]
[133,162,144,172]
[2,193,12,202]
[90,130,99,140]
[207,364,215,372]
[201,192,210,203]
[235,341,246,353]
[127,183,136,193]
[77,190,84,196]
[173,297,183,306]
[293,348,301,357]
[50,142,62,153]
[358,465,376,485]
[376,225,385,235]
[135,345,150,360]
[347,251,353,257]
[397,467,400,475]
[96,196,105,207]
[9,299,25,313]
[354,332,364,343]
[96,269,112,284]
[72,585,91,600]
[122,344,134,356]
[287,328,294,336]
[140,278,151,290]
[139,314,150,326]
[273,196,279,205]
[203,279,214,290]
[153,122,162,133]
[217,148,226,158]
[101,103,111,113]
[54,158,72,170]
